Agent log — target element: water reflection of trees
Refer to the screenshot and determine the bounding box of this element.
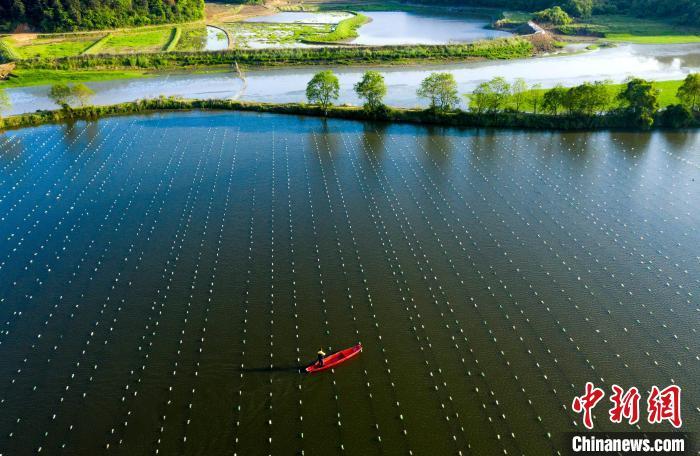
[658,130,698,151]
[422,125,453,170]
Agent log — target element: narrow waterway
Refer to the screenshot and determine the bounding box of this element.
[5,43,700,115]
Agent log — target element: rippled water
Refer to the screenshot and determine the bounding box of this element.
[6,43,700,115]
[350,11,511,45]
[0,111,697,454]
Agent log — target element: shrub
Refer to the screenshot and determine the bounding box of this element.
[533,6,573,25]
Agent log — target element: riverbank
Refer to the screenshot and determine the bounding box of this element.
[1,98,697,132]
[9,37,534,71]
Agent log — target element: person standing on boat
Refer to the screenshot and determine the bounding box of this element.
[317,348,326,366]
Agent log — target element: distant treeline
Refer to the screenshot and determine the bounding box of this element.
[7,38,534,68]
[410,0,700,24]
[1,97,698,132]
[0,0,203,32]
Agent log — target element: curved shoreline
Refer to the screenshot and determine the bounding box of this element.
[1,98,697,132]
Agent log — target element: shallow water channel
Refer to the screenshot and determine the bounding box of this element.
[5,43,700,115]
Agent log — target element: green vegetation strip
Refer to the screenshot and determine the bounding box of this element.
[303,13,370,43]
[165,27,182,52]
[0,39,22,61]
[1,98,697,132]
[13,37,534,70]
[1,68,151,87]
[559,14,700,44]
[518,79,683,110]
[82,34,112,55]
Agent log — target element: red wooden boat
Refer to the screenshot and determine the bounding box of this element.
[306,343,362,373]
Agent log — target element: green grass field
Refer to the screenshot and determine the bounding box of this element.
[175,26,207,51]
[1,34,104,59]
[514,79,683,112]
[577,15,700,44]
[1,68,151,87]
[1,25,193,60]
[303,13,369,42]
[101,27,174,53]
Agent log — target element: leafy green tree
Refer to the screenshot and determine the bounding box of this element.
[306,70,340,115]
[510,78,528,112]
[468,83,490,114]
[418,73,460,113]
[0,88,10,118]
[660,104,693,128]
[677,73,700,111]
[468,77,511,114]
[618,78,659,128]
[354,70,387,113]
[533,6,573,25]
[48,83,72,107]
[542,84,567,115]
[72,83,95,106]
[528,83,543,114]
[565,81,612,115]
[564,0,593,18]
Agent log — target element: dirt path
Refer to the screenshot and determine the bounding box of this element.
[205,0,295,23]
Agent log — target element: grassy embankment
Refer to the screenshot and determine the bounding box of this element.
[0,25,189,61]
[558,15,700,44]
[302,13,370,42]
[516,79,684,111]
[1,98,697,132]
[1,34,533,88]
[165,27,183,51]
[491,8,700,44]
[8,36,533,69]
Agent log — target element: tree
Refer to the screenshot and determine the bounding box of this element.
[564,0,593,18]
[0,88,10,118]
[48,83,72,107]
[417,72,460,113]
[306,70,340,115]
[2,0,204,32]
[71,83,95,107]
[467,77,511,114]
[533,6,573,25]
[677,73,700,111]
[542,84,567,115]
[528,83,543,114]
[354,70,387,113]
[618,78,659,128]
[468,83,490,115]
[511,78,528,112]
[660,104,693,128]
[565,81,612,116]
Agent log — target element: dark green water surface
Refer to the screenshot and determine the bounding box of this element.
[0,112,698,455]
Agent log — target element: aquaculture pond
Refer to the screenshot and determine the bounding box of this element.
[0,111,698,454]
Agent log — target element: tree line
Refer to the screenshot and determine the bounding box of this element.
[413,0,699,25]
[0,0,203,32]
[304,70,700,128]
[1,73,698,130]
